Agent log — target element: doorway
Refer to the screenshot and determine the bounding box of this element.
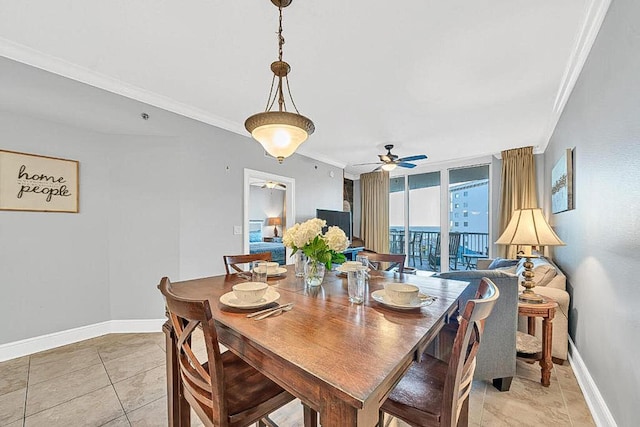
[243,169,296,263]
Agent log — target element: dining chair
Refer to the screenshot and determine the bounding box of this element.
[358,251,406,274]
[158,277,295,427]
[379,277,499,427]
[223,253,272,274]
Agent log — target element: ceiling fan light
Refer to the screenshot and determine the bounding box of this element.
[381,163,397,171]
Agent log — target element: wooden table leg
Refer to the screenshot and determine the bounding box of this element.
[527,316,536,336]
[540,316,553,387]
[303,403,318,427]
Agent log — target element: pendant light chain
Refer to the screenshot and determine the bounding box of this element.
[244,0,315,164]
[276,4,286,112]
[278,5,284,62]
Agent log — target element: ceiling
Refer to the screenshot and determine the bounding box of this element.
[0,1,607,176]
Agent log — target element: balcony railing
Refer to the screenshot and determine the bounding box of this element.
[389,229,489,271]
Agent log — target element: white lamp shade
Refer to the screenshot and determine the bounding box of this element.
[252,124,308,159]
[496,208,565,247]
[381,163,397,171]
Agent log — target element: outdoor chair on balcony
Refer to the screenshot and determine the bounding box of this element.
[427,232,462,271]
[408,231,423,266]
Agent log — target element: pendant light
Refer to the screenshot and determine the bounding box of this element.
[245,0,315,163]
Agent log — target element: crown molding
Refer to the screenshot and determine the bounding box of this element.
[0,37,245,135]
[0,37,349,171]
[538,0,612,152]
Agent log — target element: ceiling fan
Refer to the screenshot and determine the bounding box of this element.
[354,144,428,171]
[261,181,286,189]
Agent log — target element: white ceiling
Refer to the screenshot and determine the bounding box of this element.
[0,0,608,176]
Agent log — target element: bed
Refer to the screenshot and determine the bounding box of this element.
[249,220,286,265]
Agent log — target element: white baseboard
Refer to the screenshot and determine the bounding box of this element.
[568,338,617,427]
[0,319,165,362]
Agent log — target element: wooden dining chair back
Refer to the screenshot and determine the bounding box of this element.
[158,277,294,427]
[223,252,272,274]
[359,251,406,274]
[380,277,499,427]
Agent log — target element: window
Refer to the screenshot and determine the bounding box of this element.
[464,221,468,227]
[454,222,459,227]
[463,191,468,196]
[454,203,459,208]
[454,213,459,218]
[463,202,468,207]
[455,193,459,198]
[463,211,468,217]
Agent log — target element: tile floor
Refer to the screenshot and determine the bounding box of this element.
[0,332,595,426]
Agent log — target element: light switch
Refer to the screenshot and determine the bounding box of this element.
[233,226,242,235]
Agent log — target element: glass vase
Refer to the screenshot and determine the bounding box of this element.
[304,258,326,287]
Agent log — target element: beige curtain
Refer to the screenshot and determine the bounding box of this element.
[498,146,538,258]
[360,171,390,253]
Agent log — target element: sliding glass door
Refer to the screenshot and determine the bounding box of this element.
[387,163,490,272]
[448,165,490,271]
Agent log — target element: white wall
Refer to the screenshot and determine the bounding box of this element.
[543,0,640,424]
[0,107,343,346]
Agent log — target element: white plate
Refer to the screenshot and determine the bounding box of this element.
[252,266,288,277]
[220,287,280,309]
[335,265,370,276]
[371,290,434,310]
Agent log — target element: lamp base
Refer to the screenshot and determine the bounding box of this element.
[273,226,279,238]
[519,291,545,304]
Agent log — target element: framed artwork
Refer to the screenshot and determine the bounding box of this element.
[551,148,573,214]
[0,149,79,213]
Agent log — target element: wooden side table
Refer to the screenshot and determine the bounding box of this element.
[517,296,557,387]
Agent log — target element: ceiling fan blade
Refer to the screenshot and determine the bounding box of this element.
[397,154,428,162]
[397,162,417,168]
[353,162,383,166]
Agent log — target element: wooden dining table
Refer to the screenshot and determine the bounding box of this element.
[163,266,469,427]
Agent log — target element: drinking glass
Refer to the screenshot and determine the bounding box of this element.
[251,261,268,283]
[347,266,366,304]
[294,252,307,277]
[356,254,369,269]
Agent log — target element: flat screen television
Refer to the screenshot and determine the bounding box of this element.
[316,209,352,242]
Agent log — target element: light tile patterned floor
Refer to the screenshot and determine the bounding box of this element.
[0,333,595,426]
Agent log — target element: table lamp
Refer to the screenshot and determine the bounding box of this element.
[495,208,565,303]
[268,217,282,237]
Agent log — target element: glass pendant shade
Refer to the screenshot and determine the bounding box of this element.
[245,111,314,162]
[381,163,398,172]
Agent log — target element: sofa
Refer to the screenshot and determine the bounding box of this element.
[478,256,569,363]
[436,269,518,391]
[436,255,569,391]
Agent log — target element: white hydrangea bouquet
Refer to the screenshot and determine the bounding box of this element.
[282,218,349,270]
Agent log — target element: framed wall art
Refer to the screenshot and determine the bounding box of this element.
[551,148,573,214]
[0,149,79,213]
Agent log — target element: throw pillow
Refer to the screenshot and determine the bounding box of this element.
[438,269,516,280]
[249,230,263,243]
[488,258,519,269]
